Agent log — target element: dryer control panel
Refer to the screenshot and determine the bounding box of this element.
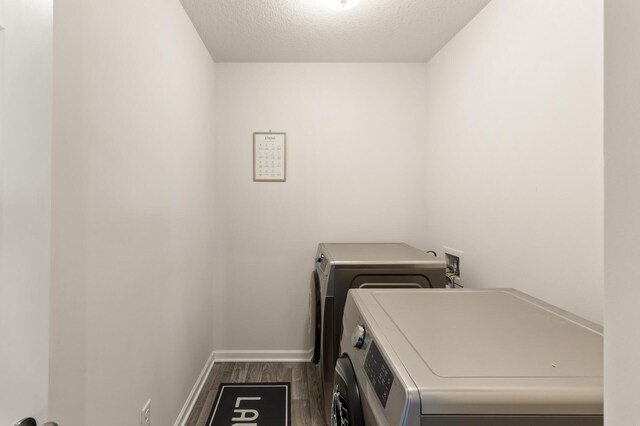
[364,340,394,407]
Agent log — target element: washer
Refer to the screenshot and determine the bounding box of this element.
[335,288,603,426]
[311,243,446,422]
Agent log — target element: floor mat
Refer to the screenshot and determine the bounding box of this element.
[206,382,291,426]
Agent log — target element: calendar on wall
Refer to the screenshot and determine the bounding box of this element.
[253,132,286,182]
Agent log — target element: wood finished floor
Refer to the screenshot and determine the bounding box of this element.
[186,362,325,426]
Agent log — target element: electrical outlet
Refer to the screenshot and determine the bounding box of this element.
[443,246,463,287]
[141,399,151,426]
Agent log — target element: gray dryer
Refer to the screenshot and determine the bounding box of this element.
[310,243,446,422]
[336,288,603,426]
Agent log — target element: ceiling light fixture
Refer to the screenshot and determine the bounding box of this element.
[322,0,362,11]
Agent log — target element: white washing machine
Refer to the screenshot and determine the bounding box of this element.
[334,288,603,426]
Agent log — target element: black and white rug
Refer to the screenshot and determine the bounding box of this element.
[206,382,291,426]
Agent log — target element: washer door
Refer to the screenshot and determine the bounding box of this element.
[311,270,322,364]
[331,355,364,426]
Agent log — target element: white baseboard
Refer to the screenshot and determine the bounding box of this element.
[174,350,216,426]
[213,348,313,362]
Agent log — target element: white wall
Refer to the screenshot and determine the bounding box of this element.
[213,64,431,356]
[0,1,52,424]
[604,1,640,423]
[424,0,604,323]
[50,0,217,424]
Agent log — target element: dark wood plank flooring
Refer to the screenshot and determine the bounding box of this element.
[186,362,325,426]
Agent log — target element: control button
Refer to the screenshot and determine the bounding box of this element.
[351,324,366,349]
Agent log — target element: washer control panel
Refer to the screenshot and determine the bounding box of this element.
[364,340,394,407]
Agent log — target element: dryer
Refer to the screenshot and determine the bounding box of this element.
[311,243,446,422]
[334,288,603,426]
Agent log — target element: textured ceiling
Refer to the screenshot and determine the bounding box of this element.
[180,0,491,62]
